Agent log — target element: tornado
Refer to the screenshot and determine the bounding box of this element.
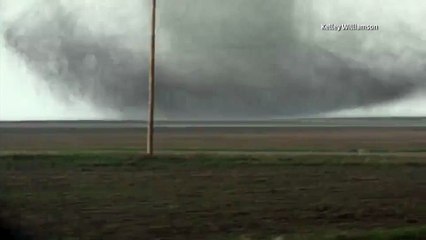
[1,0,425,120]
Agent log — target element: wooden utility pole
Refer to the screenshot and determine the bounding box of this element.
[147,0,157,155]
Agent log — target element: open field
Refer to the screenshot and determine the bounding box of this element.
[1,119,426,239]
[1,119,426,152]
[1,153,426,239]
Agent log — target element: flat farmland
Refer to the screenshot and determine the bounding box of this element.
[1,119,426,239]
[1,154,426,240]
[1,120,426,152]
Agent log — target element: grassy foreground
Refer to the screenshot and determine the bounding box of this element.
[1,152,426,239]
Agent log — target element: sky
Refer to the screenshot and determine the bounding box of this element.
[0,0,425,121]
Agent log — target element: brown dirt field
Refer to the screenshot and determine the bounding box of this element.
[1,155,426,239]
[1,126,426,152]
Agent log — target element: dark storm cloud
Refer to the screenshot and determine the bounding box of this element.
[3,0,425,120]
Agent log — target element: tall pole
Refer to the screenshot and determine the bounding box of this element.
[147,0,156,155]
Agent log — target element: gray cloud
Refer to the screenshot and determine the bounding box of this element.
[3,0,426,120]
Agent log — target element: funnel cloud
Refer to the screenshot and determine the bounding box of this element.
[1,0,426,120]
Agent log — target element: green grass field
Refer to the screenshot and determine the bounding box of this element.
[1,153,426,239]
